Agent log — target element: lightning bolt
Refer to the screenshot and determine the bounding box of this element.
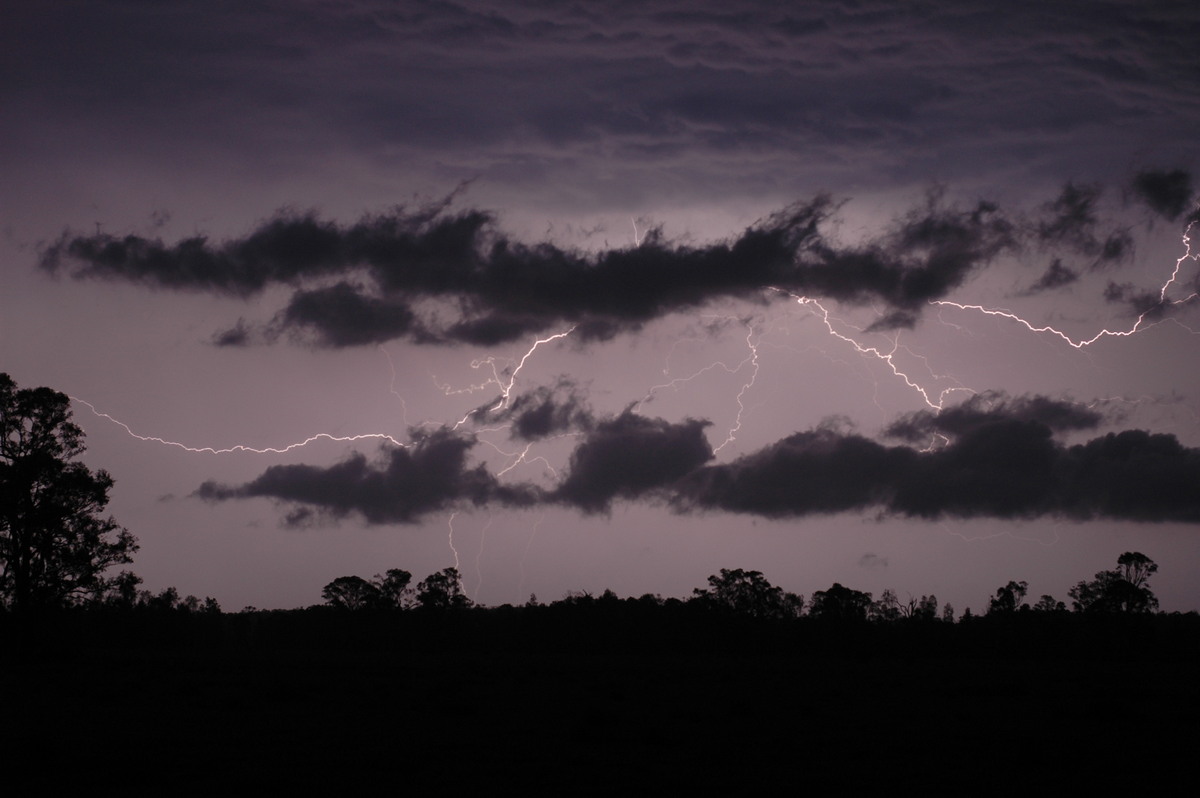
[379,344,411,427]
[771,290,973,411]
[482,434,575,479]
[932,216,1200,349]
[447,511,461,573]
[713,322,762,453]
[632,316,763,454]
[70,396,410,453]
[440,326,577,427]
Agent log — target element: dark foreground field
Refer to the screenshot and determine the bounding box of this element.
[4,608,1198,794]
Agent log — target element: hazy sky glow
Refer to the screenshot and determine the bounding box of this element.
[3,0,1199,611]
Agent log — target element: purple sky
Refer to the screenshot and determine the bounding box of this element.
[3,0,1200,612]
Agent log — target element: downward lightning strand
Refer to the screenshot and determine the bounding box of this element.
[713,322,762,453]
[379,344,411,427]
[447,511,461,574]
[771,290,972,410]
[633,316,762,453]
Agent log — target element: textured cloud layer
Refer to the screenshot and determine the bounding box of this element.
[45,174,1187,347]
[195,396,1200,525]
[8,2,1198,204]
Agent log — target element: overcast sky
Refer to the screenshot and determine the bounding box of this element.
[3,0,1199,611]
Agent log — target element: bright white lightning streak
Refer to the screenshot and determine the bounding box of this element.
[771,290,971,411]
[633,316,761,453]
[490,326,576,411]
[447,511,461,573]
[378,344,411,427]
[484,435,574,479]
[713,323,761,453]
[930,299,1198,348]
[1160,216,1197,301]
[932,217,1200,349]
[440,327,577,427]
[70,396,409,453]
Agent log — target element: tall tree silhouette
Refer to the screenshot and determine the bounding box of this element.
[0,374,137,611]
[416,567,473,609]
[692,568,803,619]
[1069,552,1159,613]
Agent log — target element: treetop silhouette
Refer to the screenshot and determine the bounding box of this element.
[0,373,137,611]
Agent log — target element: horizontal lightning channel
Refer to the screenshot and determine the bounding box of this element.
[933,216,1200,348]
[70,396,409,453]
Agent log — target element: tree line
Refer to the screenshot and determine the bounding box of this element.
[314,555,1162,622]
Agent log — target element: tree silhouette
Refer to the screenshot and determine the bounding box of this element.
[416,567,473,609]
[1115,551,1158,590]
[692,568,803,619]
[871,589,902,622]
[809,583,873,621]
[321,575,381,609]
[375,568,414,609]
[1069,552,1159,613]
[987,581,1029,615]
[1031,594,1066,612]
[905,594,940,621]
[0,373,138,611]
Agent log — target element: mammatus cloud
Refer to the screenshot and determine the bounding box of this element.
[52,185,1154,346]
[196,396,1200,525]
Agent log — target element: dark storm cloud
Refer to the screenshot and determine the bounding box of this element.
[1131,169,1194,221]
[194,429,516,525]
[211,319,253,347]
[193,402,1200,525]
[1038,183,1103,249]
[884,391,1104,444]
[41,190,1024,344]
[672,421,1200,523]
[1102,281,1168,321]
[1022,259,1079,295]
[552,411,713,513]
[271,282,423,348]
[1035,183,1133,267]
[673,428,915,518]
[476,381,595,441]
